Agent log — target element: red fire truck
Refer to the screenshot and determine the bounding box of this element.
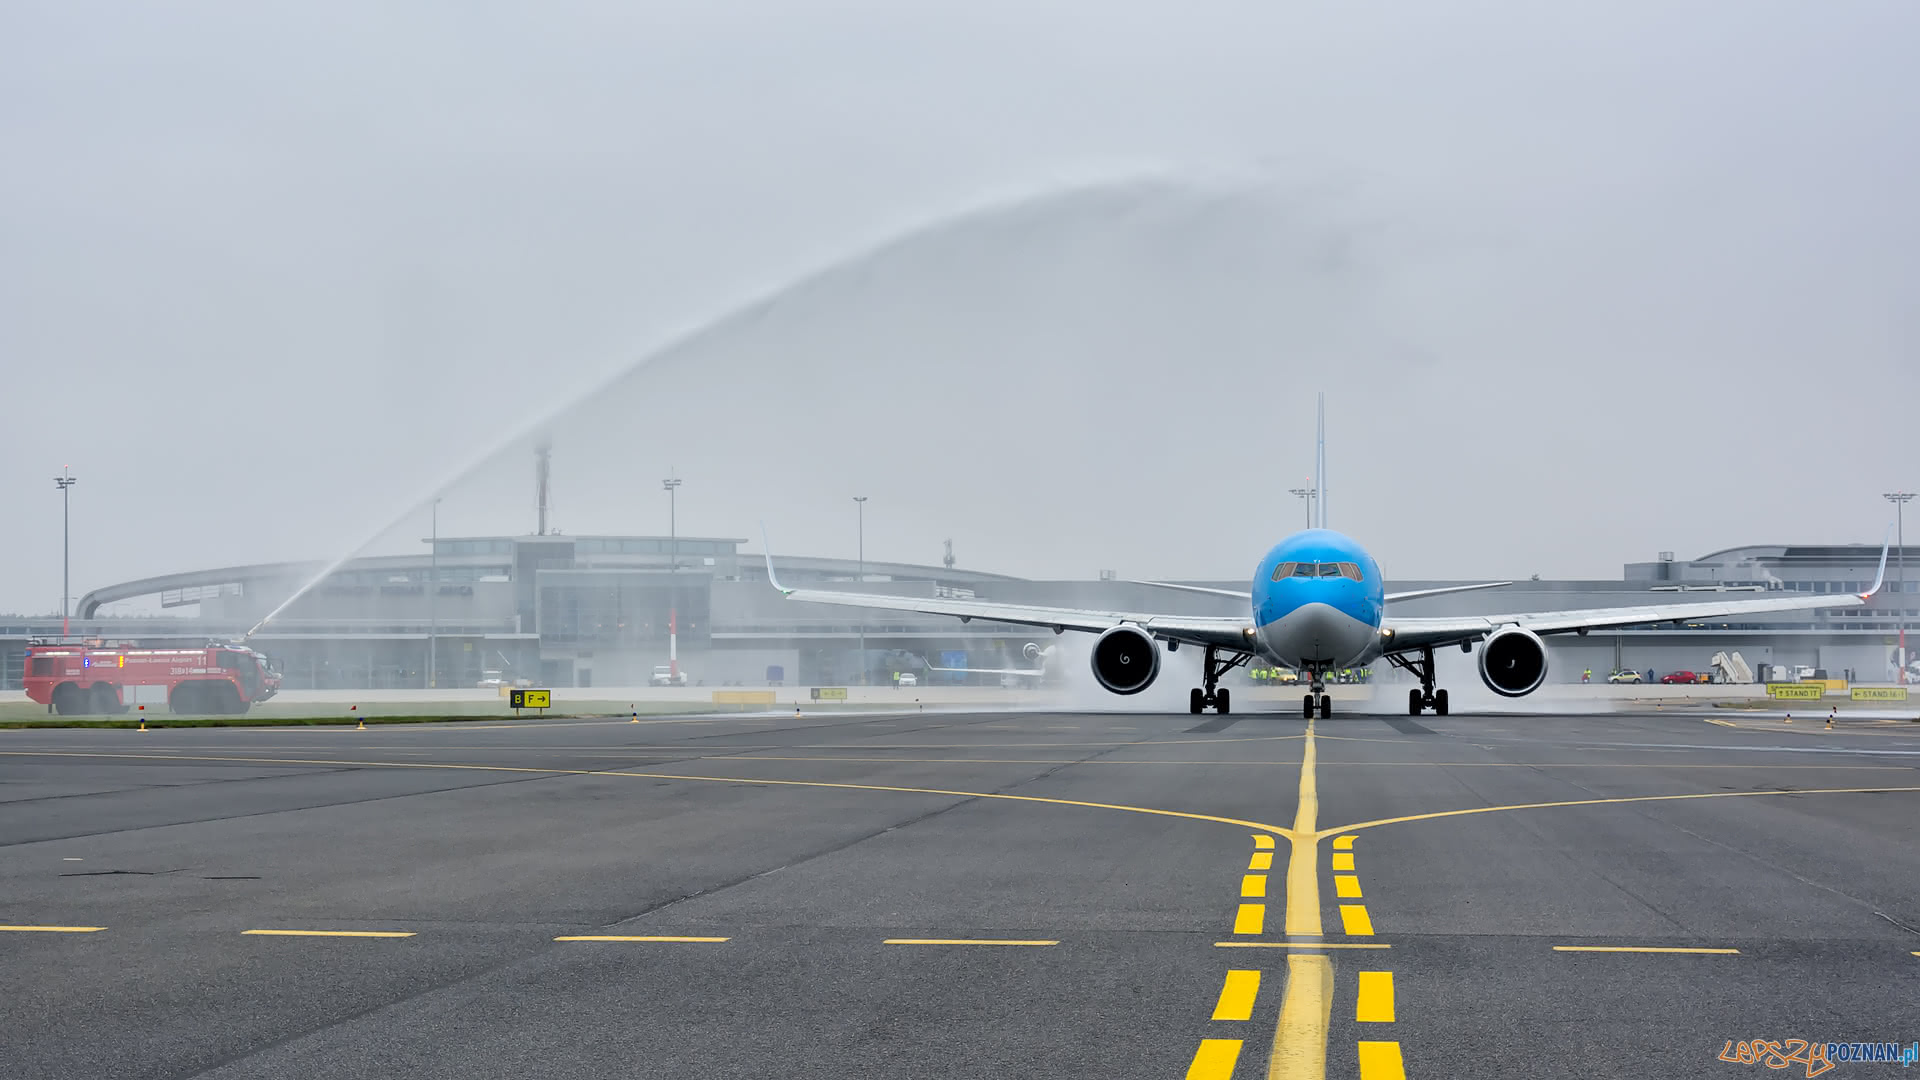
[23,640,282,716]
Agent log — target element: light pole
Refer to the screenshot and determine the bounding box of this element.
[664,476,682,682]
[54,468,76,637]
[428,498,440,690]
[854,495,867,685]
[1288,482,1316,531]
[1886,492,1914,684]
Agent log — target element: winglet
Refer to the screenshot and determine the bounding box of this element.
[759,523,793,596]
[1861,526,1893,598]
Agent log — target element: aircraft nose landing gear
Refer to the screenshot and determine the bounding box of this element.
[1300,668,1331,719]
[1189,645,1248,715]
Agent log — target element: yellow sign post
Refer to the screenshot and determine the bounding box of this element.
[810,687,849,701]
[1765,684,1825,700]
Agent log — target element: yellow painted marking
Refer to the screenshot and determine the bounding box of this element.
[0,925,105,933]
[1339,905,1375,936]
[1331,853,1355,871]
[1249,852,1274,870]
[1211,969,1261,1021]
[1319,784,1920,839]
[1357,1040,1406,1079]
[1355,971,1394,1022]
[1265,953,1333,1079]
[243,929,415,938]
[0,751,1295,839]
[1242,874,1269,898]
[1215,941,1391,950]
[1334,875,1363,899]
[1552,945,1739,954]
[882,938,1058,946]
[554,935,730,943]
[1234,904,1266,935]
[1253,833,1275,849]
[1186,1039,1244,1080]
[1703,717,1737,727]
[1284,720,1323,938]
[1332,835,1355,850]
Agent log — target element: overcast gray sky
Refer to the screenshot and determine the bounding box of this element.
[4,1,1917,615]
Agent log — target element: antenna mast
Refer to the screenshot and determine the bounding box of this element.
[535,440,552,535]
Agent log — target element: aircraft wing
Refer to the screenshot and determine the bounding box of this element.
[1384,582,1512,604]
[928,664,1045,677]
[764,550,1254,652]
[1383,540,1889,652]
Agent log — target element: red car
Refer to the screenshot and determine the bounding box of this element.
[1659,670,1702,684]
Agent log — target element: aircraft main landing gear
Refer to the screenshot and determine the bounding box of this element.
[1389,646,1450,716]
[1189,645,1249,715]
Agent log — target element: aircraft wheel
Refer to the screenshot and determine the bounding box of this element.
[1318,694,1332,719]
[1302,694,1314,720]
[1215,688,1231,715]
[1190,688,1205,715]
[1434,689,1450,716]
[1408,688,1424,716]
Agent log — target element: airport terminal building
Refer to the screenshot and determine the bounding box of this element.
[1,535,1911,691]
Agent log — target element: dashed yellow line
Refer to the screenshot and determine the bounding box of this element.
[1185,1038,1243,1080]
[1234,904,1266,935]
[1249,851,1274,871]
[1334,875,1363,899]
[243,929,415,938]
[1330,853,1354,871]
[1355,971,1395,1022]
[1253,833,1275,849]
[1357,1040,1406,1079]
[1213,941,1390,950]
[1211,969,1261,1021]
[0,925,105,933]
[1552,945,1738,954]
[1241,874,1269,898]
[1339,905,1375,936]
[882,938,1058,946]
[554,935,730,943]
[1332,835,1356,850]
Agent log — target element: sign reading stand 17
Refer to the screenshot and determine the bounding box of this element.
[509,689,552,714]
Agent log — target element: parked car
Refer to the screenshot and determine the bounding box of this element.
[1658,671,1700,685]
[650,665,688,687]
[897,672,918,687]
[1606,670,1643,684]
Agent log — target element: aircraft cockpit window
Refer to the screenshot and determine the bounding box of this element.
[1340,562,1364,581]
[1271,562,1297,581]
[1318,564,1344,577]
[1293,563,1319,577]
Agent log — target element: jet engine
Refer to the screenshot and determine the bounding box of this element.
[1477,625,1549,697]
[1023,642,1044,662]
[1090,625,1160,695]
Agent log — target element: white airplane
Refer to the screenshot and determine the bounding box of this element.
[766,399,1890,718]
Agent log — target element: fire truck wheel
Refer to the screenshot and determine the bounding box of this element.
[90,685,125,715]
[209,684,242,715]
[52,683,87,716]
[169,684,199,714]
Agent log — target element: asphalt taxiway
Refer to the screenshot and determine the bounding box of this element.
[3,706,1917,1078]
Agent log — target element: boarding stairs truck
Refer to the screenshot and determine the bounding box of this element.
[1710,651,1755,684]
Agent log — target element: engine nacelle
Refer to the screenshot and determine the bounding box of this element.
[1090,625,1161,695]
[1477,625,1549,697]
[1023,642,1043,662]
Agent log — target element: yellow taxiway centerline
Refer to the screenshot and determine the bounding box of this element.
[1185,1038,1244,1080]
[0,925,105,933]
[1267,953,1334,1080]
